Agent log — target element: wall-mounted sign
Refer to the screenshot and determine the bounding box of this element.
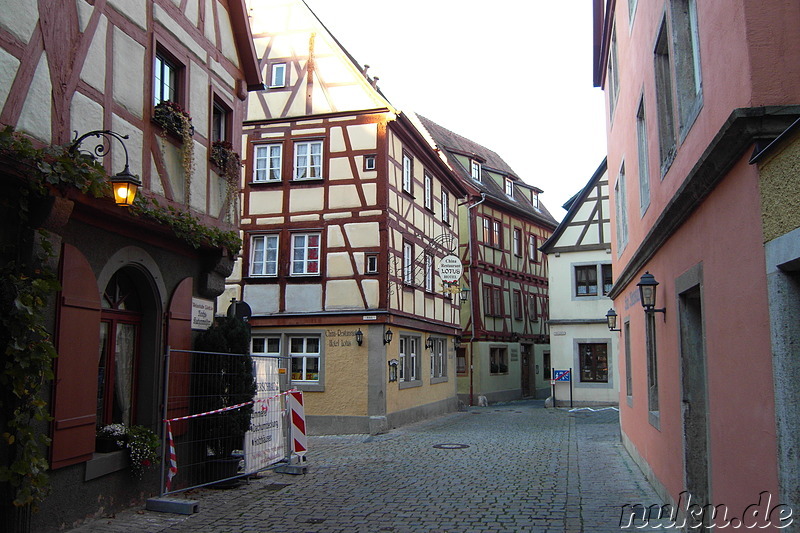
[438,254,463,283]
[191,298,214,330]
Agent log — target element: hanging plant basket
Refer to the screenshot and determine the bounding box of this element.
[153,101,194,139]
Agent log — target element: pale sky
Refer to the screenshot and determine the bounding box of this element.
[303,0,609,220]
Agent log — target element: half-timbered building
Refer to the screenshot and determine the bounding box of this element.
[228,0,468,434]
[0,1,261,529]
[540,159,618,406]
[416,116,558,405]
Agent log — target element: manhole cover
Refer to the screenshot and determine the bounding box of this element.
[306,518,326,524]
[432,443,470,449]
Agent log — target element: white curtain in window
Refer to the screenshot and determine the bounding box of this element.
[114,323,136,426]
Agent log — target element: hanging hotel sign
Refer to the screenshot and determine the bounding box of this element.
[438,254,463,283]
[191,298,214,330]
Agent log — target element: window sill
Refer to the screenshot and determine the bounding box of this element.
[85,450,129,481]
[292,382,324,392]
[249,179,283,186]
[399,380,422,390]
[292,177,325,184]
[648,410,661,430]
[430,376,449,385]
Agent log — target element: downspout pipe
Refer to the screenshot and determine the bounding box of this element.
[463,193,486,406]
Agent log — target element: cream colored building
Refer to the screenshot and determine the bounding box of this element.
[226,0,467,433]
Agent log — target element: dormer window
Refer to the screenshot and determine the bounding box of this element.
[471,160,481,182]
[505,178,514,198]
[270,63,287,88]
[533,192,540,210]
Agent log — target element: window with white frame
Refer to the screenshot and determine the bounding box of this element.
[399,336,419,382]
[430,337,446,379]
[364,154,376,171]
[365,253,379,274]
[270,63,286,88]
[424,173,432,210]
[251,234,279,277]
[532,192,540,210]
[574,263,613,297]
[579,343,609,383]
[290,336,320,382]
[471,160,481,182]
[290,233,321,275]
[403,241,414,285]
[424,253,434,292]
[402,153,413,193]
[441,190,449,224]
[154,51,178,105]
[608,23,620,118]
[254,144,282,182]
[505,178,514,198]
[492,220,502,248]
[294,140,323,180]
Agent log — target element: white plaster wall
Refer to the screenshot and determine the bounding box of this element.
[327,225,345,247]
[250,189,284,214]
[113,27,145,118]
[362,183,377,206]
[548,322,619,404]
[0,1,37,43]
[203,0,214,41]
[289,187,323,212]
[190,142,208,212]
[108,0,146,29]
[190,61,210,136]
[244,284,280,314]
[361,279,379,308]
[548,250,614,321]
[111,114,143,177]
[329,127,346,152]
[344,222,380,248]
[185,0,200,27]
[327,252,354,277]
[325,279,362,309]
[153,4,204,59]
[285,284,322,312]
[328,185,360,209]
[149,155,164,195]
[216,1,239,68]
[328,157,353,180]
[347,123,377,151]
[70,93,104,147]
[17,54,51,142]
[80,15,107,94]
[0,49,20,113]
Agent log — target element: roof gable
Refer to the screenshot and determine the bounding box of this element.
[540,158,610,253]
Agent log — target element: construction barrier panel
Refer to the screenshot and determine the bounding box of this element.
[160,348,305,495]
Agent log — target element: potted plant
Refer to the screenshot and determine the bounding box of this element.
[95,423,128,453]
[192,315,256,485]
[126,425,160,479]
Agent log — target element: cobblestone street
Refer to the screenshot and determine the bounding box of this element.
[68,401,662,533]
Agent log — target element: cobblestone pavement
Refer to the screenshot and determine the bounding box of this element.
[67,401,663,533]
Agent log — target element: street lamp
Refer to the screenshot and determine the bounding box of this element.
[355,328,363,346]
[637,271,666,316]
[606,308,621,332]
[383,328,393,345]
[70,130,141,207]
[459,285,470,303]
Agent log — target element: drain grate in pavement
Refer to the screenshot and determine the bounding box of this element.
[432,443,470,449]
[306,518,326,524]
[262,483,291,492]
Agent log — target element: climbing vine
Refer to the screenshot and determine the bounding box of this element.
[130,196,241,256]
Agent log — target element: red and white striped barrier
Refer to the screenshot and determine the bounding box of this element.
[288,391,307,459]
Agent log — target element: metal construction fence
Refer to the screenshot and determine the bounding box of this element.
[159,348,305,496]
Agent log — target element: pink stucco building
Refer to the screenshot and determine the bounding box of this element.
[593,0,800,525]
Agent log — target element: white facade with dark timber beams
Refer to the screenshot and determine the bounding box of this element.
[540,159,619,406]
